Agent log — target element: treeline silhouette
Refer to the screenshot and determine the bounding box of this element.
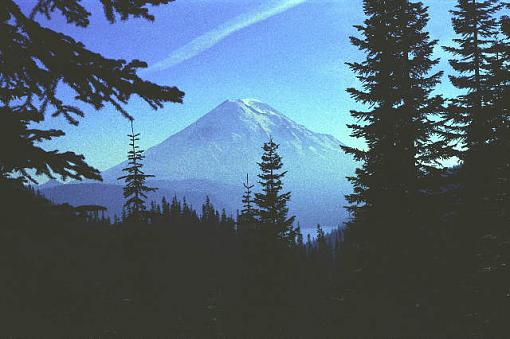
[337,0,509,337]
[1,174,330,337]
[1,0,509,337]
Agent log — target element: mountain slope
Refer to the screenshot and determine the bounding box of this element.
[45,99,356,227]
[102,99,353,186]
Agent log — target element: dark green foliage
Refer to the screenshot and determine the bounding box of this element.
[443,0,506,212]
[0,106,101,183]
[340,4,451,324]
[170,195,182,219]
[4,176,509,337]
[312,225,333,278]
[117,121,156,221]
[334,1,510,336]
[488,11,510,220]
[201,196,220,225]
[29,0,175,26]
[315,225,329,257]
[254,137,296,244]
[238,173,257,228]
[75,204,108,223]
[342,0,449,223]
[1,0,183,183]
[1,185,244,337]
[336,0,501,336]
[161,196,170,216]
[441,7,510,334]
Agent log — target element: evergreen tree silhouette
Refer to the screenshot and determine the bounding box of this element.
[201,196,219,225]
[0,106,101,184]
[161,196,170,217]
[170,195,182,221]
[486,12,510,220]
[315,224,332,278]
[117,120,157,222]
[1,0,183,184]
[296,224,304,248]
[239,173,257,227]
[498,14,510,218]
[444,0,504,214]
[340,2,454,332]
[467,9,510,334]
[220,209,228,223]
[342,0,450,240]
[254,137,296,244]
[316,224,328,254]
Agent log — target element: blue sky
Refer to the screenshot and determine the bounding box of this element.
[24,0,460,173]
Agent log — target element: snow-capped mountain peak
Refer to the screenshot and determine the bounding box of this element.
[98,99,355,226]
[190,98,297,137]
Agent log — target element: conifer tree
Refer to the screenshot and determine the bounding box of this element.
[254,137,296,244]
[180,197,199,225]
[117,120,156,222]
[182,197,191,222]
[444,0,504,213]
[342,0,449,226]
[220,208,235,231]
[221,209,228,223]
[339,2,454,308]
[239,173,257,227]
[487,13,510,219]
[316,224,328,254]
[0,107,101,184]
[201,196,219,225]
[306,234,313,256]
[121,206,127,223]
[296,225,304,248]
[170,195,182,221]
[315,224,333,274]
[161,196,170,217]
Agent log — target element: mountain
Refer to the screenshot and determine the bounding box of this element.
[102,99,353,186]
[41,99,356,228]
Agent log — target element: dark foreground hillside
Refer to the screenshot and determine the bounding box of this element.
[1,182,509,338]
[1,183,322,337]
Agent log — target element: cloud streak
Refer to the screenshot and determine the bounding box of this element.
[148,0,307,72]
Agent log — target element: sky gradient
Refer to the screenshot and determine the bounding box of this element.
[23,0,460,174]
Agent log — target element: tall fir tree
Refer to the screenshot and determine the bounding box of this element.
[443,0,504,215]
[342,0,449,227]
[117,120,157,222]
[339,2,454,311]
[488,12,510,220]
[254,137,296,244]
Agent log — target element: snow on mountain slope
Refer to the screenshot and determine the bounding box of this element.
[98,99,356,227]
[102,99,353,188]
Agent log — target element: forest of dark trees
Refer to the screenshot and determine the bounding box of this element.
[1,0,509,337]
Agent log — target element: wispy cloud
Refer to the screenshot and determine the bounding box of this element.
[147,0,307,72]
